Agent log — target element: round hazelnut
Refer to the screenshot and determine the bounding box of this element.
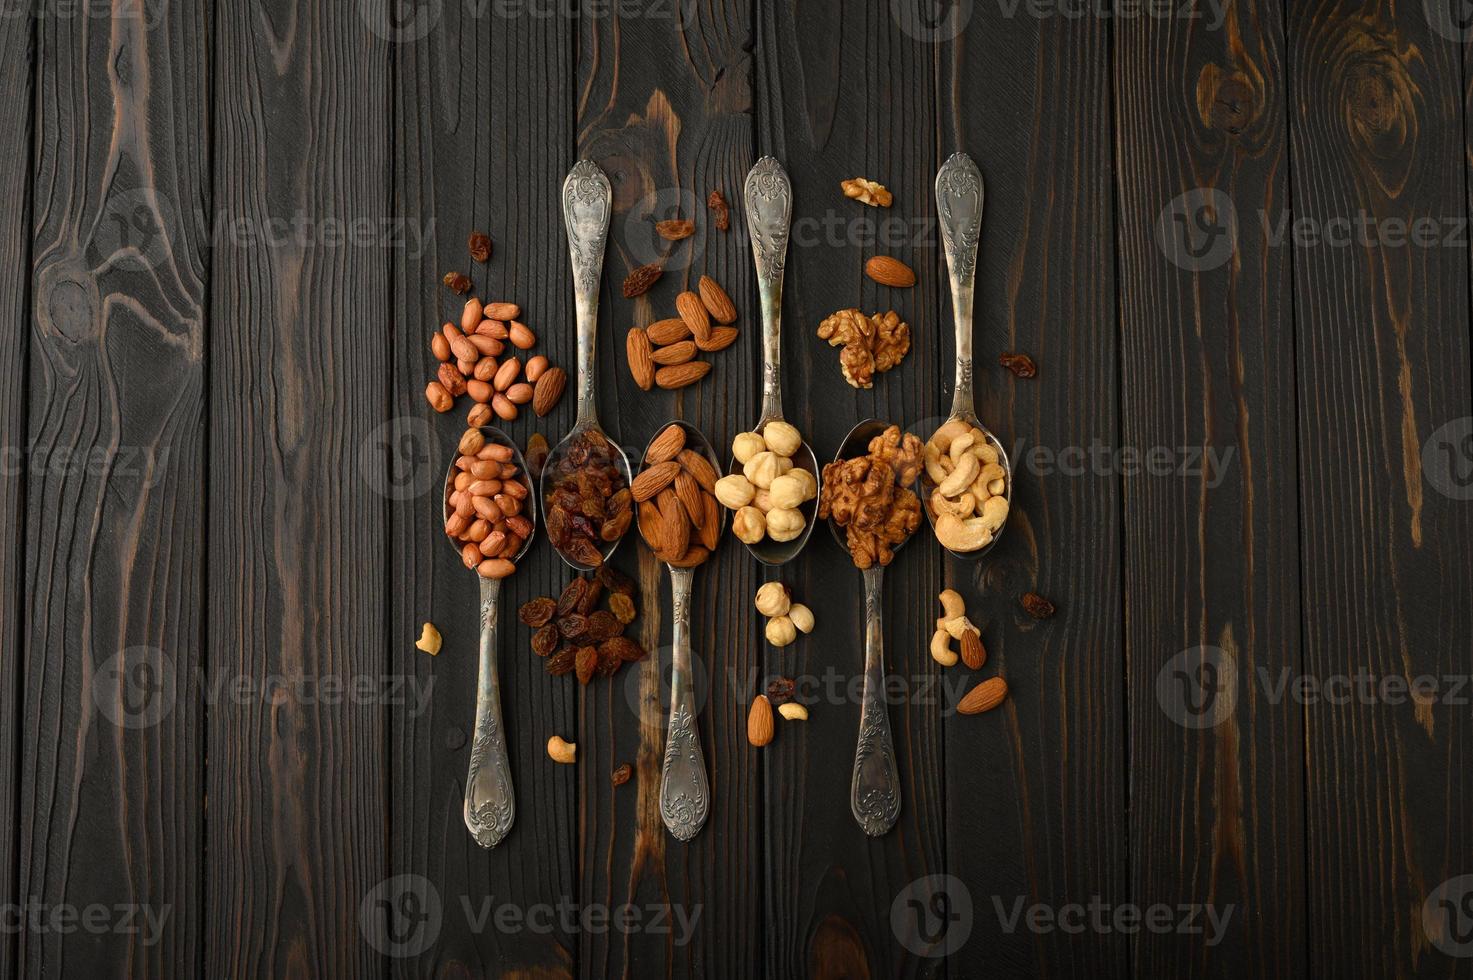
[743,451,791,490]
[786,467,817,501]
[754,581,791,617]
[765,615,797,647]
[767,473,806,510]
[714,473,757,510]
[762,420,802,457]
[733,505,766,544]
[732,431,767,464]
[765,507,805,542]
[788,603,814,633]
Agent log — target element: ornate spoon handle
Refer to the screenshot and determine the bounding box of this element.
[562,159,612,427]
[465,576,514,847]
[851,565,900,836]
[744,156,792,424]
[935,151,984,420]
[660,566,709,840]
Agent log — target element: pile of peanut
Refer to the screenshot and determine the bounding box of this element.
[444,428,533,579]
[922,420,1009,553]
[713,421,817,545]
[425,297,567,424]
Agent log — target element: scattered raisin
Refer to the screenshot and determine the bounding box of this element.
[622,263,663,298]
[656,219,695,241]
[576,579,604,616]
[707,190,730,230]
[531,623,560,657]
[1020,592,1056,620]
[525,433,549,481]
[600,636,645,663]
[611,763,633,787]
[468,231,492,263]
[575,646,598,685]
[608,592,637,625]
[545,648,577,675]
[766,676,796,705]
[597,564,636,596]
[999,351,1037,379]
[596,645,621,677]
[557,613,589,641]
[585,610,622,643]
[519,596,557,628]
[443,271,472,294]
[557,577,588,617]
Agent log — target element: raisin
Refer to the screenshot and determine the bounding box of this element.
[608,592,637,625]
[596,645,621,677]
[707,189,730,230]
[468,231,492,263]
[525,433,549,480]
[576,579,604,616]
[568,537,604,568]
[597,564,637,596]
[575,646,598,684]
[556,577,587,616]
[766,676,796,705]
[999,351,1037,378]
[443,271,472,294]
[611,763,633,787]
[531,623,559,656]
[600,636,645,663]
[622,263,663,298]
[586,610,622,643]
[1020,592,1056,620]
[557,613,589,641]
[519,596,556,628]
[656,219,694,241]
[545,648,576,676]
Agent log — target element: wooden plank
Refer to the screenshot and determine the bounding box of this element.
[19,0,208,976]
[753,3,947,975]
[386,4,580,975]
[577,3,764,976]
[0,8,32,980]
[936,7,1130,975]
[205,5,389,974]
[1286,2,1473,973]
[1115,2,1306,975]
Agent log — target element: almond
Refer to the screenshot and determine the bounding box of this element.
[646,317,691,345]
[676,449,717,491]
[531,366,567,417]
[957,676,1007,715]
[675,290,712,343]
[695,326,739,352]
[631,460,681,501]
[698,494,720,550]
[638,499,664,549]
[865,255,916,287]
[657,488,689,558]
[665,545,710,567]
[644,424,686,464]
[698,275,737,324]
[626,327,655,391]
[747,695,774,746]
[674,471,704,528]
[655,361,711,389]
[651,340,697,365]
[961,630,986,670]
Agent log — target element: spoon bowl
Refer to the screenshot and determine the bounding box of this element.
[443,426,537,566]
[826,418,917,559]
[638,421,728,550]
[727,421,820,566]
[539,424,633,571]
[920,409,1011,562]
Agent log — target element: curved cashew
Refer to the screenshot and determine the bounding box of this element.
[929,419,970,452]
[943,615,977,640]
[948,432,975,464]
[938,589,967,620]
[923,443,951,486]
[931,489,976,518]
[972,440,999,465]
[930,629,958,666]
[980,494,1009,531]
[935,513,995,553]
[936,452,979,498]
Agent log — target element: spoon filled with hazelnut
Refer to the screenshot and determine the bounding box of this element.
[718,156,820,564]
[817,421,925,836]
[540,160,634,570]
[443,425,537,847]
[923,152,1011,560]
[634,421,727,841]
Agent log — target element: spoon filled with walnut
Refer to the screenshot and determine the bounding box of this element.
[723,156,821,566]
[818,420,925,836]
[923,151,1012,560]
[442,425,537,848]
[541,159,634,571]
[634,421,727,842]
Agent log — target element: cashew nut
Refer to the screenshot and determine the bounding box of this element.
[980,494,1009,531]
[415,622,442,655]
[547,735,577,764]
[935,513,995,553]
[929,419,970,452]
[938,589,967,620]
[923,444,951,486]
[931,489,976,518]
[972,438,1000,465]
[936,452,979,498]
[948,432,975,464]
[777,702,809,721]
[943,615,978,640]
[930,629,959,666]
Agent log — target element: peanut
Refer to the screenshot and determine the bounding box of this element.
[425,382,453,413]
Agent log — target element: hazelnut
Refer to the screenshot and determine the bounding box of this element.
[765,507,805,542]
[767,473,806,509]
[733,505,766,544]
[762,420,802,457]
[755,581,791,617]
[766,615,797,647]
[751,489,773,512]
[743,451,791,490]
[788,603,814,633]
[715,473,757,510]
[786,467,817,501]
[732,431,767,464]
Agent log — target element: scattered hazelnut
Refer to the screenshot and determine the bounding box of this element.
[755,581,791,617]
[788,603,814,634]
[715,473,757,509]
[766,615,797,647]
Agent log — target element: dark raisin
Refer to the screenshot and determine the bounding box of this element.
[557,613,589,640]
[622,263,663,298]
[596,645,621,677]
[766,676,796,705]
[568,537,604,567]
[531,624,559,656]
[468,231,492,263]
[575,647,598,684]
[576,579,604,616]
[608,592,637,624]
[999,351,1037,378]
[545,648,576,676]
[1020,592,1056,620]
[556,577,588,616]
[611,764,633,787]
[519,596,557,628]
[600,636,645,663]
[585,610,621,643]
[597,564,637,596]
[443,271,472,294]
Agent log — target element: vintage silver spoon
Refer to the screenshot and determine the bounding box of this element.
[541,159,634,570]
[827,418,918,837]
[925,151,1012,560]
[733,156,820,564]
[443,427,536,848]
[636,422,727,842]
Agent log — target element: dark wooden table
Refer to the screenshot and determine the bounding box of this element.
[5,0,1473,976]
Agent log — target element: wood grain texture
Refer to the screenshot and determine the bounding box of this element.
[1286,2,1473,974]
[205,3,388,974]
[20,2,208,976]
[0,8,32,980]
[387,3,579,975]
[1116,2,1305,975]
[939,8,1128,976]
[577,2,764,976]
[754,2,946,976]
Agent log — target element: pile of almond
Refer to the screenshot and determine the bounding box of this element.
[444,429,533,579]
[425,297,567,424]
[625,276,739,391]
[633,424,721,566]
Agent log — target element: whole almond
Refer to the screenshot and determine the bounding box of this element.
[646,318,691,345]
[747,695,774,746]
[698,494,720,550]
[695,326,739,352]
[674,471,704,528]
[665,545,709,568]
[651,340,697,365]
[675,291,712,342]
[657,488,689,558]
[961,630,986,670]
[532,366,567,417]
[655,361,711,389]
[957,676,1008,715]
[638,500,664,550]
[493,358,521,391]
[698,275,737,324]
[484,302,519,320]
[509,321,536,349]
[676,449,718,491]
[865,255,916,287]
[644,425,686,464]
[626,327,655,391]
[631,460,680,502]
